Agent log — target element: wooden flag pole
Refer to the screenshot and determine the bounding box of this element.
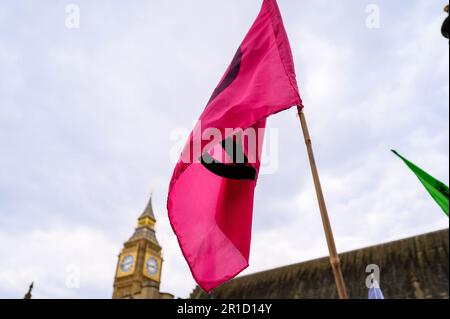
[297,107,349,299]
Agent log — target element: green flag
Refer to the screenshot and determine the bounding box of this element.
[392,150,449,216]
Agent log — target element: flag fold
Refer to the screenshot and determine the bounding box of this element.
[392,150,449,216]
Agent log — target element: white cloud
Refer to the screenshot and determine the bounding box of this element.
[0,226,117,298]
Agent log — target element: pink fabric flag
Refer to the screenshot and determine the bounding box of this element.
[167,0,302,292]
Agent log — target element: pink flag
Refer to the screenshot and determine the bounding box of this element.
[167,0,302,292]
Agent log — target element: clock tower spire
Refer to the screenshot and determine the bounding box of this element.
[112,194,173,299]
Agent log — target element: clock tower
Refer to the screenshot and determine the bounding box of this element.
[112,195,173,299]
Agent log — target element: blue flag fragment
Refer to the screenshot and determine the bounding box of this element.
[369,280,385,299]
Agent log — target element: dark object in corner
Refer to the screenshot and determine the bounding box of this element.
[442,5,449,39]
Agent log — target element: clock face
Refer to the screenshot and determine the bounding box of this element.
[120,255,134,273]
[146,257,159,275]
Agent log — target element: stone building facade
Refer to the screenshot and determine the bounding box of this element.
[191,229,449,299]
[112,196,173,299]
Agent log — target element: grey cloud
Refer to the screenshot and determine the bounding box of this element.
[0,0,448,298]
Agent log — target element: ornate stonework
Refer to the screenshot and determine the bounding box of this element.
[191,229,449,299]
[113,195,173,299]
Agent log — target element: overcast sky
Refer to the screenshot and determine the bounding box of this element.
[0,0,448,299]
